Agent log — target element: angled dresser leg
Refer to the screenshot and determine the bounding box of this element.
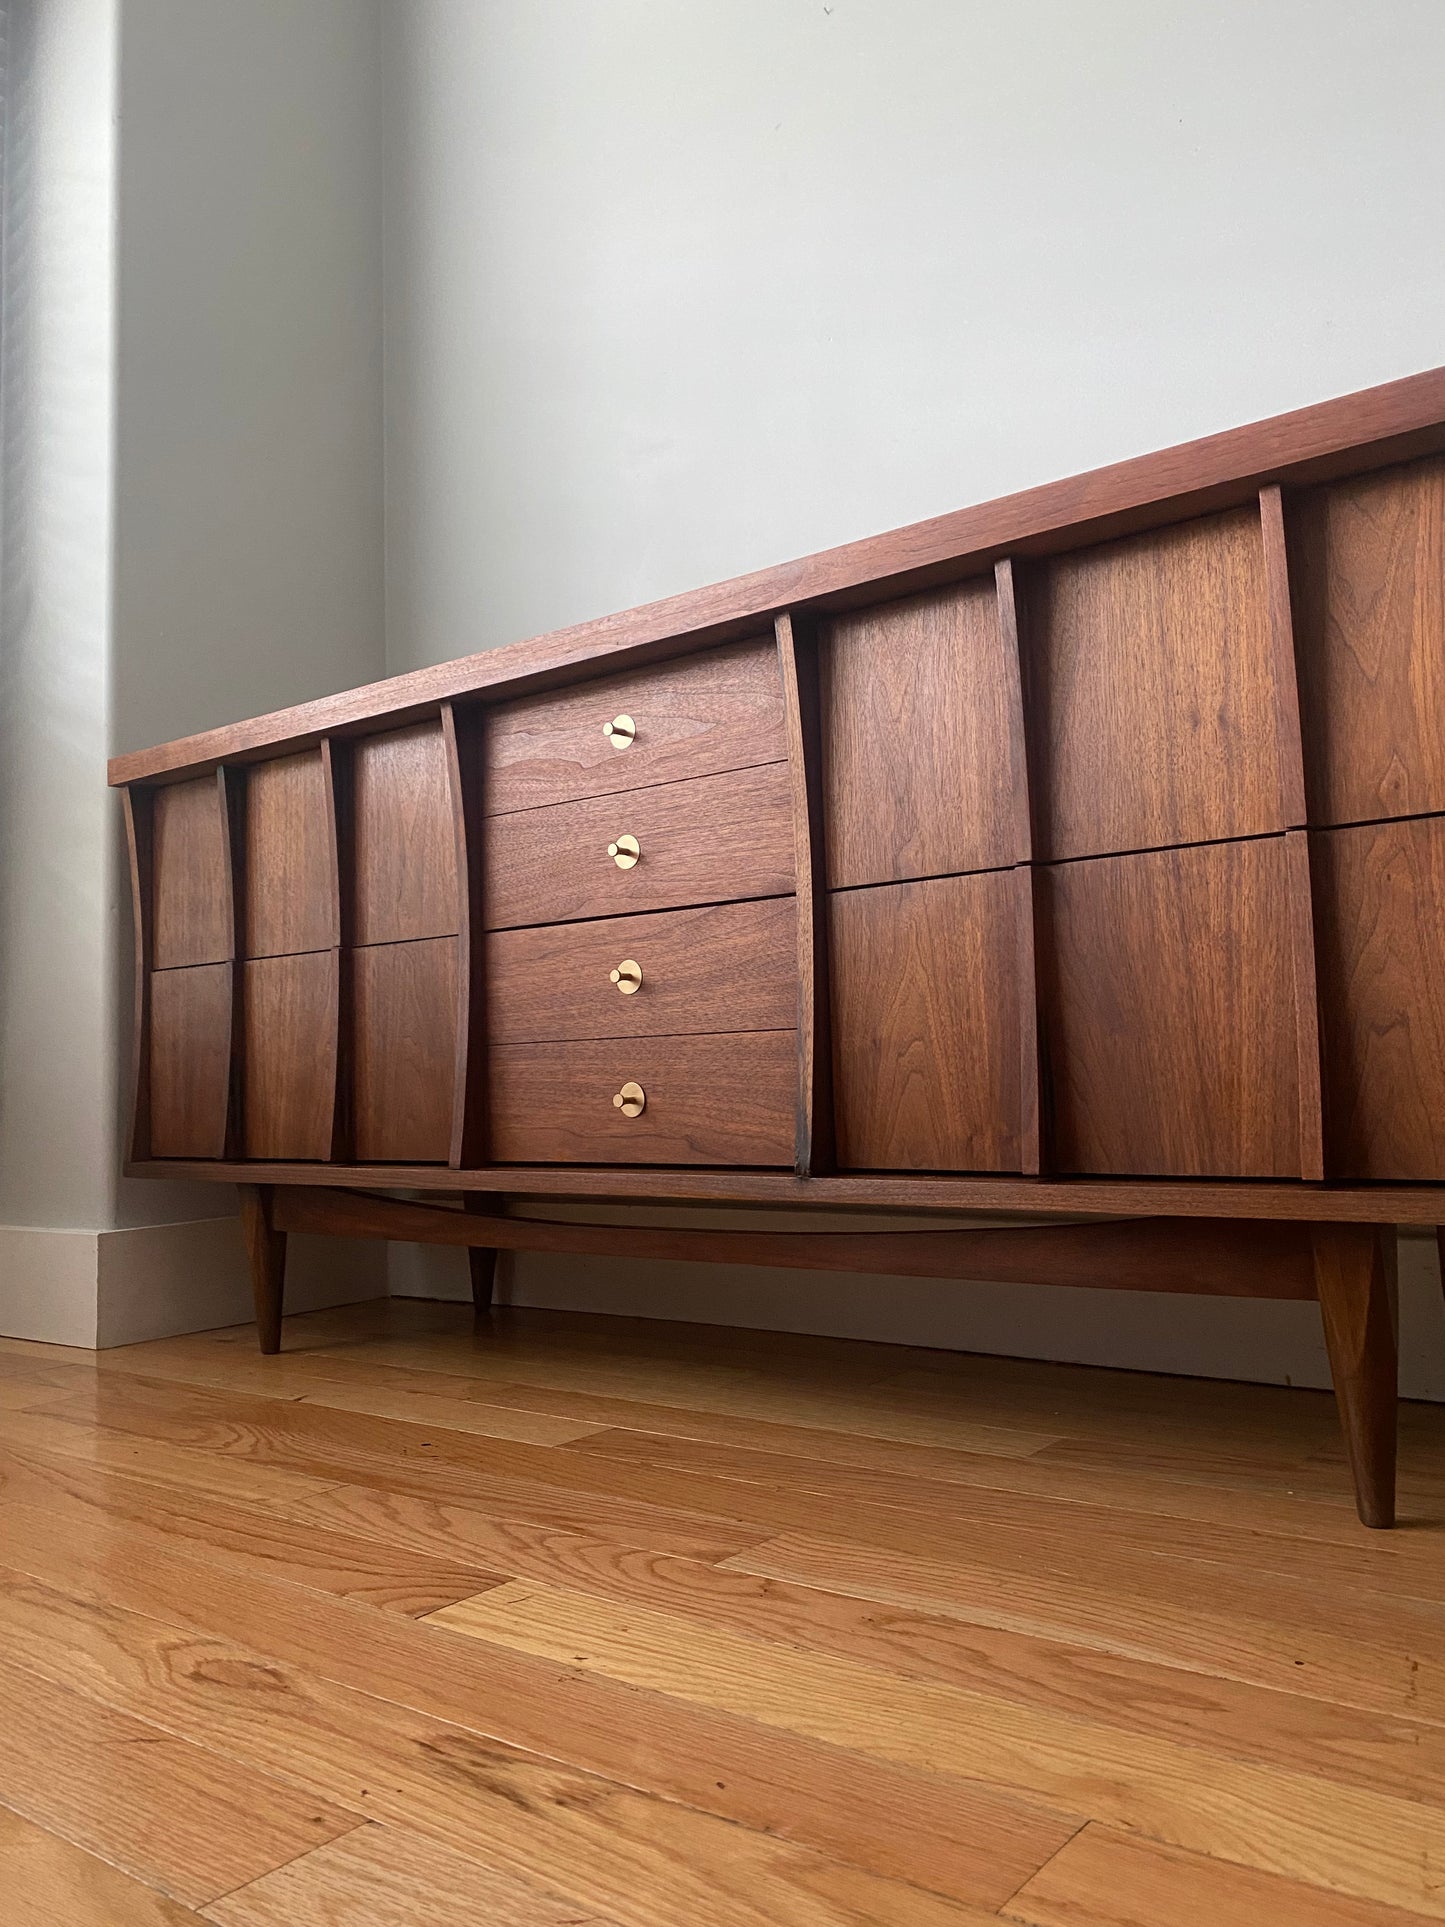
[239,1184,287,1355]
[464,1194,497,1317]
[1312,1224,1398,1529]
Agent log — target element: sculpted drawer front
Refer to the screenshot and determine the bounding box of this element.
[488,1031,796,1165]
[1038,837,1304,1178]
[487,898,796,1043]
[483,762,795,930]
[485,638,785,814]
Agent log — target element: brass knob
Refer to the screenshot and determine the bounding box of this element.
[612,1081,645,1117]
[603,714,636,749]
[610,959,642,995]
[607,833,640,869]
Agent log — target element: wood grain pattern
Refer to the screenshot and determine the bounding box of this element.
[1259,483,1311,826]
[1312,815,1445,1180]
[0,1509,1057,1925]
[351,723,460,946]
[149,962,233,1159]
[1285,829,1326,1180]
[0,1439,501,1613]
[429,1578,1445,1918]
[443,703,488,1167]
[0,1804,202,1927]
[241,951,339,1160]
[203,1823,626,1927]
[352,938,458,1163]
[123,786,156,1162]
[151,775,234,969]
[776,612,834,1175]
[8,1301,1445,1919]
[242,751,337,958]
[110,362,1445,783]
[1040,838,1302,1177]
[830,872,1022,1172]
[1004,1823,1432,1927]
[486,638,785,815]
[821,576,1023,887]
[273,1189,1320,1298]
[1027,507,1282,860]
[487,898,796,1043]
[1292,453,1445,826]
[240,1185,286,1357]
[1312,1224,1399,1529]
[0,1652,355,1908]
[483,761,795,931]
[488,1031,797,1167]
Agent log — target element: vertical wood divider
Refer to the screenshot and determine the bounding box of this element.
[218,766,247,1160]
[1260,485,1325,1180]
[443,701,489,1168]
[321,737,353,1162]
[121,785,155,1164]
[996,557,1045,1176]
[776,611,835,1177]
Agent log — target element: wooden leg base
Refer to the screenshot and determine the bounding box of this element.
[239,1184,287,1355]
[1313,1224,1398,1529]
[468,1245,497,1316]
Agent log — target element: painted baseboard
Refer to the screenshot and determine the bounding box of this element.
[0,1215,388,1349]
[388,1224,1445,1402]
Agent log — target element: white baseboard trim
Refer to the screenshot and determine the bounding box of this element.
[0,1215,388,1349]
[388,1227,1445,1402]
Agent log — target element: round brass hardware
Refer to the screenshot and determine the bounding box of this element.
[607,833,640,869]
[610,959,643,994]
[603,714,636,749]
[612,1080,646,1117]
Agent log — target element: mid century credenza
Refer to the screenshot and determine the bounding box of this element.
[110,367,1445,1529]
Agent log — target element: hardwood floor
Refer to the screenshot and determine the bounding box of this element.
[0,1300,1442,1924]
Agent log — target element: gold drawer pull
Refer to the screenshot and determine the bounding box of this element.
[603,714,636,749]
[610,959,642,994]
[607,833,640,869]
[612,1081,646,1117]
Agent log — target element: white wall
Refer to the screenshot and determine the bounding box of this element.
[0,0,389,1342]
[382,0,1445,1395]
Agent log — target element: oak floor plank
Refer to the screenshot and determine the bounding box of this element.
[429,1578,1445,1918]
[0,1500,1075,1911]
[90,1339,1064,1464]
[0,1398,764,1562]
[0,1442,502,1614]
[299,1332,1069,1457]
[1004,1823,1439,1927]
[24,1376,1445,1716]
[0,1559,1040,1927]
[566,1427,1445,1598]
[202,1822,624,1927]
[404,1526,1445,1809]
[30,1372,1444,1622]
[80,1333,1445,1548]
[0,1652,357,1907]
[725,1532,1445,1722]
[0,1804,203,1927]
[16,1358,602,1447]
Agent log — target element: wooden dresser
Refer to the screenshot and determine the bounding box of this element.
[110,366,1445,1529]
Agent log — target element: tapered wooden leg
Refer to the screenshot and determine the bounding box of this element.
[464,1193,497,1317]
[239,1184,286,1355]
[1312,1224,1398,1529]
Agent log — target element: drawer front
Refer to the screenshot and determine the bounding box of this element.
[488,1031,796,1165]
[483,762,795,930]
[1039,837,1303,1177]
[488,898,796,1043]
[486,638,784,815]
